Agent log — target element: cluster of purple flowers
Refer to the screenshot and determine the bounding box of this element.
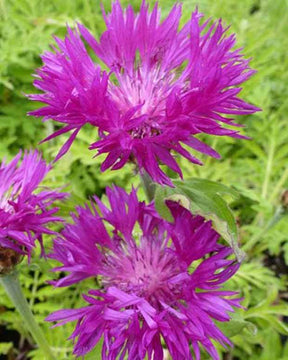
[0,1,259,359]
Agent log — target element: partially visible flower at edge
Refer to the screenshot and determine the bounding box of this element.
[0,150,68,273]
[28,0,260,186]
[47,186,241,360]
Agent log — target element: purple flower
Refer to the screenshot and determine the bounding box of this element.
[47,186,241,359]
[0,150,67,261]
[29,1,259,185]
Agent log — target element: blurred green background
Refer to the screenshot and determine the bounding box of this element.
[0,0,288,359]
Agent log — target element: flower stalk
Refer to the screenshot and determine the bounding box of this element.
[0,271,56,360]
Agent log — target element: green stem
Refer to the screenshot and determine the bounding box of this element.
[0,271,56,360]
[0,0,7,20]
[262,137,275,200]
[243,206,284,252]
[269,166,288,203]
[140,171,156,202]
[252,136,276,227]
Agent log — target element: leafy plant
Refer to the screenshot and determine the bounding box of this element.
[0,0,287,359]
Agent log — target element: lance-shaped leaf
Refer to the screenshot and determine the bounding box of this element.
[154,178,245,261]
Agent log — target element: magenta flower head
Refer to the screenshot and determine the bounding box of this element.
[29,1,259,185]
[47,186,241,359]
[0,150,67,273]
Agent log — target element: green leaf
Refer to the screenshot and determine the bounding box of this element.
[174,178,239,198]
[0,342,13,355]
[217,312,257,338]
[154,178,245,261]
[246,314,288,335]
[154,185,176,222]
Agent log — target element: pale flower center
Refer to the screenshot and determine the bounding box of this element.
[109,66,174,122]
[104,242,181,305]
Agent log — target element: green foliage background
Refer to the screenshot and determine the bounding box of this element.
[0,0,288,359]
